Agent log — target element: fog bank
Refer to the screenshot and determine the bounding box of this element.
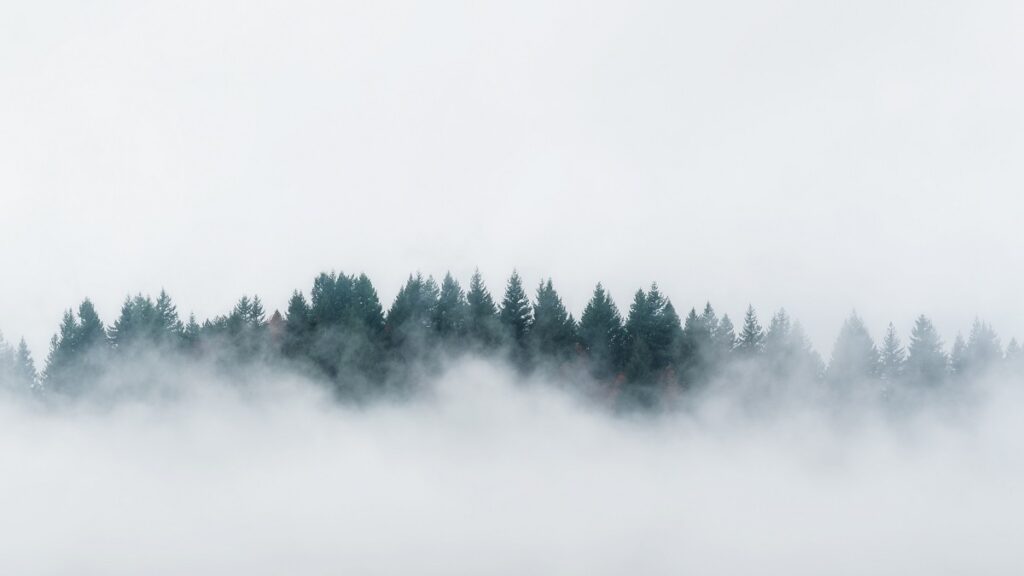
[0,358,1020,575]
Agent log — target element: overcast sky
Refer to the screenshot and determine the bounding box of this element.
[2,0,1023,357]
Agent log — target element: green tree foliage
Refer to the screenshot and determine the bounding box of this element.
[465,270,502,349]
[498,271,532,361]
[529,279,578,363]
[578,283,625,379]
[433,273,468,345]
[623,284,681,386]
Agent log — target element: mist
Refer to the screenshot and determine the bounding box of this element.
[1,355,1020,575]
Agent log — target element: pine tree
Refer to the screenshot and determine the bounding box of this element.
[386,273,440,352]
[466,269,501,348]
[154,289,184,344]
[735,305,765,356]
[529,279,577,362]
[714,314,737,358]
[879,322,906,382]
[964,319,1001,378]
[433,273,468,343]
[826,312,879,386]
[578,283,624,379]
[15,338,37,390]
[949,333,967,377]
[905,315,947,385]
[283,291,313,358]
[498,271,532,353]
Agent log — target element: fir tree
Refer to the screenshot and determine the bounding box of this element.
[498,271,532,354]
[465,269,501,348]
[826,312,879,386]
[905,315,947,385]
[529,279,578,362]
[578,283,624,379]
[735,305,765,356]
[879,322,906,382]
[433,273,468,343]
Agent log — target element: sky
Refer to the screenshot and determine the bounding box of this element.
[3,0,1024,358]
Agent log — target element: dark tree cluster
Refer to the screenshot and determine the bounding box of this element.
[3,270,1021,406]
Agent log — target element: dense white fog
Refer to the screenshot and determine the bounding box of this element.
[1,359,1020,575]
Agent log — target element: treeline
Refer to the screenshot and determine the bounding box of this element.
[1,270,1020,404]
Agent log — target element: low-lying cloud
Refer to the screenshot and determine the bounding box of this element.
[0,358,1020,575]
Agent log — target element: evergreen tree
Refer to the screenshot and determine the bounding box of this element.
[154,289,184,344]
[433,273,468,343]
[529,279,577,362]
[283,291,313,358]
[386,273,440,352]
[879,322,906,382]
[735,305,765,356]
[905,315,947,385]
[498,271,532,355]
[465,269,501,348]
[623,284,680,385]
[949,333,967,377]
[680,305,714,385]
[714,314,737,358]
[963,319,1001,378]
[826,312,879,386]
[578,283,624,379]
[351,273,385,337]
[15,338,37,390]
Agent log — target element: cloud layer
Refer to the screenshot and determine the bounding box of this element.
[1,358,1020,575]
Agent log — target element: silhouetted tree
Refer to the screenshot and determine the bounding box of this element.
[826,313,879,387]
[529,279,577,363]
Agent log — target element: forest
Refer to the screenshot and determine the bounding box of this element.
[0,269,1018,406]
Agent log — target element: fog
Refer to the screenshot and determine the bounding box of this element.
[1,358,1020,575]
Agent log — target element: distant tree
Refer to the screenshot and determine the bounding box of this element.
[433,273,468,345]
[949,333,967,377]
[905,315,947,386]
[529,279,577,363]
[386,273,440,353]
[963,319,1001,379]
[826,313,879,386]
[465,269,502,349]
[714,314,737,358]
[44,301,110,394]
[154,290,184,345]
[879,322,906,382]
[623,284,681,386]
[498,271,532,359]
[578,283,624,379]
[680,305,714,385]
[283,291,313,359]
[14,338,37,390]
[735,306,765,356]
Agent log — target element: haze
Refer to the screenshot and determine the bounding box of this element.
[3,0,1024,355]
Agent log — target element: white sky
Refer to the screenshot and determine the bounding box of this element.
[2,0,1024,358]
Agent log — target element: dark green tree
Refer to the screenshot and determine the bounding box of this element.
[578,283,625,379]
[529,279,578,363]
[498,271,533,358]
[735,305,765,356]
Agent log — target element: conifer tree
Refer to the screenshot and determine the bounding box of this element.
[529,279,577,362]
[879,322,906,382]
[433,273,468,343]
[735,306,765,356]
[578,283,624,378]
[15,338,37,389]
[498,271,532,353]
[466,269,501,348]
[964,319,1001,378]
[826,312,879,386]
[949,333,967,377]
[905,315,947,385]
[284,291,313,358]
